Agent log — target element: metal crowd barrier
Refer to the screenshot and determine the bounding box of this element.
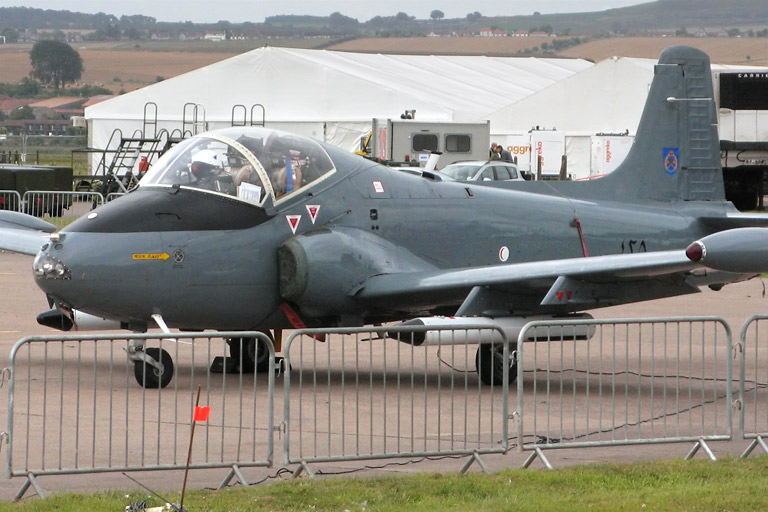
[5,332,275,500]
[8,316,768,498]
[21,191,105,230]
[0,190,21,213]
[516,317,733,469]
[0,190,105,230]
[282,325,511,476]
[738,315,768,458]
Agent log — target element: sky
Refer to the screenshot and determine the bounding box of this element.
[2,0,655,23]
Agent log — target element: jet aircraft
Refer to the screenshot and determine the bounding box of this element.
[3,45,768,388]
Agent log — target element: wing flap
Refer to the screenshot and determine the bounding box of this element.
[357,250,696,299]
[354,250,701,314]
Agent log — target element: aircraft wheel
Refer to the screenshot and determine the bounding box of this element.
[249,333,273,373]
[475,343,517,386]
[133,347,174,389]
[228,332,272,373]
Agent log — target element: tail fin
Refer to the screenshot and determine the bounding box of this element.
[594,45,725,202]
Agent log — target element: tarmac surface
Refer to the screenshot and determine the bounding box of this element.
[1,248,768,503]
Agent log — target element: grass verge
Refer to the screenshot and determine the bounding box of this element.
[2,457,768,511]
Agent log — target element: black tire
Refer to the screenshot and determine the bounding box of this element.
[133,347,174,389]
[228,332,272,373]
[475,343,517,386]
[732,188,759,212]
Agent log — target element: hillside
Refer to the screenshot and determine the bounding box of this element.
[2,0,768,38]
[478,0,768,34]
[2,0,768,93]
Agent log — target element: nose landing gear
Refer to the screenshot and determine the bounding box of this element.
[130,344,174,389]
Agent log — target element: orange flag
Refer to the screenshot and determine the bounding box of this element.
[193,406,210,422]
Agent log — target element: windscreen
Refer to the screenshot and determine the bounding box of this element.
[139,127,336,205]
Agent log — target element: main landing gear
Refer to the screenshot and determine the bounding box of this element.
[212,333,274,374]
[475,342,517,386]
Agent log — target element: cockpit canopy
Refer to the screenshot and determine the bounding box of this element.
[139,127,336,205]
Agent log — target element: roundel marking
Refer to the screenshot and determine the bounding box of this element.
[499,246,510,262]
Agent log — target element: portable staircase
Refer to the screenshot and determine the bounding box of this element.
[84,101,265,200]
[231,104,266,127]
[93,130,163,197]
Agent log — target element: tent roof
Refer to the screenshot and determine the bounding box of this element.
[85,46,591,124]
[488,56,658,135]
[488,56,768,136]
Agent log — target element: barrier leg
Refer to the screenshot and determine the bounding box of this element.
[218,464,250,489]
[291,460,316,478]
[459,451,490,474]
[14,473,47,501]
[522,447,553,470]
[685,438,716,461]
[741,436,768,459]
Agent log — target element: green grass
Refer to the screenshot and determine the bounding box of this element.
[3,457,768,511]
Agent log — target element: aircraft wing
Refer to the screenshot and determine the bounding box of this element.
[701,211,768,230]
[353,249,706,314]
[0,211,55,256]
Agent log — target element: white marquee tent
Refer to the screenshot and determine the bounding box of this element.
[487,56,768,178]
[84,46,592,153]
[489,56,658,136]
[487,56,657,177]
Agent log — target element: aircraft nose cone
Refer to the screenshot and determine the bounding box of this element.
[33,246,73,281]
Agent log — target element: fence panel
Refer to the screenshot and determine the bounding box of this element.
[6,332,275,498]
[738,315,768,457]
[20,191,104,230]
[516,317,733,467]
[283,326,511,475]
[0,190,22,212]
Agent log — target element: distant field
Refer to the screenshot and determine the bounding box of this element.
[0,45,239,92]
[557,37,768,65]
[0,39,322,92]
[326,36,559,55]
[328,36,768,65]
[1,36,766,93]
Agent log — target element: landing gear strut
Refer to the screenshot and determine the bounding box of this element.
[475,343,517,386]
[128,342,174,389]
[226,334,272,373]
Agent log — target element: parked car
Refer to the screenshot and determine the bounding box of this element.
[390,165,451,181]
[438,161,527,182]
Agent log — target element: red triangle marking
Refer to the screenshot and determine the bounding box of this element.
[306,204,320,224]
[286,215,301,234]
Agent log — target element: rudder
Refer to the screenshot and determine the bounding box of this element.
[596,45,725,203]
